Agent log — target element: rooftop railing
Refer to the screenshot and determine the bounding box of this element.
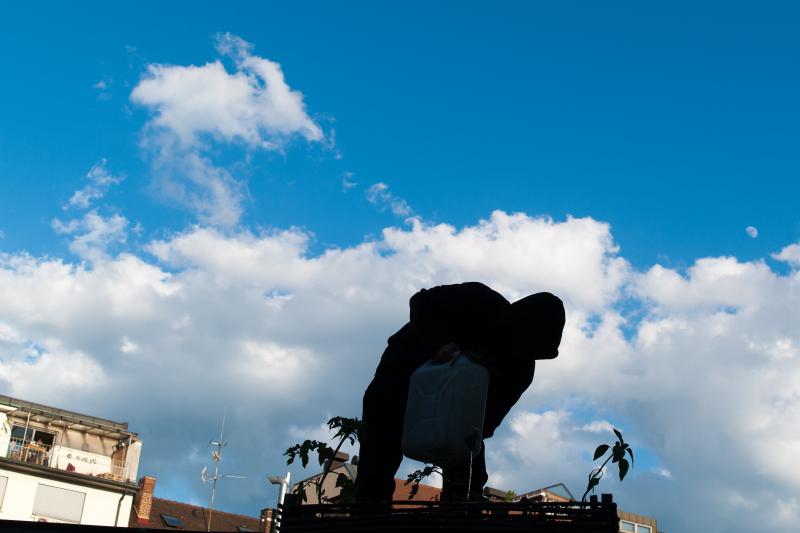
[4,437,129,482]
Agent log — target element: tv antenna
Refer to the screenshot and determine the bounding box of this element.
[201,409,246,532]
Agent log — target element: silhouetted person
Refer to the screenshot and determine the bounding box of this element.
[354,282,565,502]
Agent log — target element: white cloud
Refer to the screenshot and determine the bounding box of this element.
[130,34,323,227]
[1,211,799,530]
[745,225,758,238]
[149,150,244,227]
[366,182,412,217]
[651,467,672,479]
[52,211,128,262]
[54,161,130,262]
[68,159,124,209]
[633,257,777,312]
[773,243,800,268]
[93,78,113,101]
[287,421,358,459]
[579,420,615,433]
[235,340,318,393]
[342,171,357,192]
[131,33,321,149]
[777,498,800,524]
[0,339,108,400]
[120,337,139,354]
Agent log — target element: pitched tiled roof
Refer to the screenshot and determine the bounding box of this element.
[131,497,262,531]
[393,478,441,502]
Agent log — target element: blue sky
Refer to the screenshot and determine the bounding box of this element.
[2,3,800,532]
[3,2,799,266]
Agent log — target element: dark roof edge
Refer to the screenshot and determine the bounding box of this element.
[0,395,133,435]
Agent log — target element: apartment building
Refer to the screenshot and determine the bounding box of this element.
[0,395,142,526]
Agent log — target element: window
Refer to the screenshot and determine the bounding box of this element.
[32,484,86,523]
[11,425,32,441]
[9,425,56,465]
[11,425,56,446]
[161,514,185,528]
[620,520,652,533]
[0,476,8,510]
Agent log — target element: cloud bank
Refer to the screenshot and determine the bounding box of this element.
[1,211,799,531]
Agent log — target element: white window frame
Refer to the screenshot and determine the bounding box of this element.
[32,483,86,523]
[620,520,652,533]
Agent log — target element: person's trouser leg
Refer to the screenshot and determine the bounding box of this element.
[355,326,427,502]
[355,370,406,502]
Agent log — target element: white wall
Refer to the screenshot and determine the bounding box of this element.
[0,413,11,458]
[125,441,141,482]
[0,467,133,526]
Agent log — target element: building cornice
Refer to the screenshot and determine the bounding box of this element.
[0,395,135,438]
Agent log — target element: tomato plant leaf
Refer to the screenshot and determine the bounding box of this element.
[593,444,610,460]
[618,458,630,481]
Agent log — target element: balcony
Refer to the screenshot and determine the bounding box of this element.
[5,437,129,481]
[0,395,140,485]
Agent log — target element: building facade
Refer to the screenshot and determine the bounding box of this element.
[0,395,142,526]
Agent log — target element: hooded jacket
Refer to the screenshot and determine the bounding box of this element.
[391,282,563,438]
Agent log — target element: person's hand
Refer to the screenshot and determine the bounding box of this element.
[431,342,459,363]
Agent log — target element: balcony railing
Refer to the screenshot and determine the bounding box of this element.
[5,437,129,482]
[6,437,50,466]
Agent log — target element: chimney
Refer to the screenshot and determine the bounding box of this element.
[259,508,274,533]
[134,476,156,524]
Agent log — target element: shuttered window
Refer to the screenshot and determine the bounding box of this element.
[32,484,86,523]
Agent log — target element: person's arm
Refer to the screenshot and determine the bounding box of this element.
[431,342,460,363]
[483,361,536,438]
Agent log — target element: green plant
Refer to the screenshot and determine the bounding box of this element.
[403,464,442,499]
[284,416,362,504]
[581,427,634,503]
[285,415,443,503]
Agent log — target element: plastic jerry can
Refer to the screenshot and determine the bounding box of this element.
[401,353,489,466]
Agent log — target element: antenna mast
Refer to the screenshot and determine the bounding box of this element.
[201,409,246,532]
